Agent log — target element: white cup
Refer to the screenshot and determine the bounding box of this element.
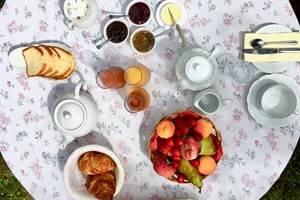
[194,89,221,115]
[260,84,298,119]
[126,0,152,26]
[103,19,129,45]
[130,27,156,54]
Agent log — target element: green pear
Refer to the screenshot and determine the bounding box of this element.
[199,136,216,156]
[178,159,203,188]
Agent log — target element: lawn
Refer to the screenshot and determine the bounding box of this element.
[0,0,300,199]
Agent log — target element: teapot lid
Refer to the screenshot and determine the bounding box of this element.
[54,99,86,132]
[185,56,212,83]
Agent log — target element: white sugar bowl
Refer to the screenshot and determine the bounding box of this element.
[51,81,98,149]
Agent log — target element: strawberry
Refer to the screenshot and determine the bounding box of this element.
[190,159,200,168]
[150,134,159,152]
[177,111,200,120]
[172,161,180,168]
[210,134,223,162]
[157,138,173,156]
[175,138,185,147]
[176,174,186,183]
[172,155,181,161]
[172,147,181,157]
[166,138,175,147]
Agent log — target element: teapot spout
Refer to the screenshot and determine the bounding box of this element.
[208,44,221,59]
[59,135,74,150]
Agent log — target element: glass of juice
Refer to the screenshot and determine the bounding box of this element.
[124,88,150,113]
[124,65,151,87]
[96,67,126,89]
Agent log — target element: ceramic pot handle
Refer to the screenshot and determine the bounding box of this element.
[208,44,221,59]
[74,81,88,99]
[178,80,189,91]
[59,135,74,150]
[64,18,75,30]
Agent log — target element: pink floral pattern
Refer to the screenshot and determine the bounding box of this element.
[0,0,299,200]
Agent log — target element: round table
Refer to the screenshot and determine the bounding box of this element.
[0,0,299,199]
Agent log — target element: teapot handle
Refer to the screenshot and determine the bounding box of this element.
[74,81,88,99]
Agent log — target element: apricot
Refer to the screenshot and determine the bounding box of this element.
[194,119,213,139]
[156,120,175,139]
[198,156,217,175]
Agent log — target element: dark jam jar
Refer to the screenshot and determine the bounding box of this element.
[128,2,151,25]
[106,21,128,43]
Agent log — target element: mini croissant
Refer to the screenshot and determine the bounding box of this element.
[86,172,116,200]
[78,152,117,175]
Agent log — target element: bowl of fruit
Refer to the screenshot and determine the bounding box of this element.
[148,111,223,190]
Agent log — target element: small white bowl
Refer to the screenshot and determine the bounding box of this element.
[155,0,187,27]
[103,19,129,45]
[126,0,152,27]
[63,145,125,200]
[130,27,156,54]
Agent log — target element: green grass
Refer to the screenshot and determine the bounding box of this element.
[0,0,299,199]
[0,155,32,200]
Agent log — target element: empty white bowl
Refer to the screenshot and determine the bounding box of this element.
[63,145,125,200]
[260,84,297,119]
[247,74,300,128]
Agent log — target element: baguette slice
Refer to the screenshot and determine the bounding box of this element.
[23,46,47,77]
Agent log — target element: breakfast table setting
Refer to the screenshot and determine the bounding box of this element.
[0,0,300,199]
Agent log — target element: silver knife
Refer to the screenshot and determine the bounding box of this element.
[244,48,300,54]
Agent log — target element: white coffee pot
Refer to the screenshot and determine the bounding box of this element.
[51,81,98,149]
[175,45,220,91]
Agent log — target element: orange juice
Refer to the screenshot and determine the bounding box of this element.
[124,65,150,87]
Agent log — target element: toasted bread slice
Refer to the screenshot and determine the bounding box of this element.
[23,46,47,77]
[52,47,76,79]
[41,45,61,77]
[37,45,54,77]
[23,45,76,80]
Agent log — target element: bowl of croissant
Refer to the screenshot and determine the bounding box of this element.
[63,145,125,200]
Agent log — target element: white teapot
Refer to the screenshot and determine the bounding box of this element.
[175,45,220,91]
[51,81,98,149]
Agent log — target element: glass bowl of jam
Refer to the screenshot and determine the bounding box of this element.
[103,19,129,44]
[126,0,152,26]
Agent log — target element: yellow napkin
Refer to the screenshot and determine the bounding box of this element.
[244,32,300,62]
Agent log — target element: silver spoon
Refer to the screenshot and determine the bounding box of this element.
[154,27,174,38]
[109,14,129,20]
[96,38,113,49]
[251,39,298,49]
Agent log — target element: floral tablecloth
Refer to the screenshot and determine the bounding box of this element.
[0,0,299,199]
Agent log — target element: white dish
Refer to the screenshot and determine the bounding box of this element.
[247,74,300,128]
[175,48,219,91]
[8,42,75,70]
[253,24,296,73]
[155,0,186,27]
[64,145,125,200]
[63,0,99,29]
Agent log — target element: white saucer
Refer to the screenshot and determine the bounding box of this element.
[247,74,300,128]
[155,0,187,27]
[253,24,296,73]
[175,48,218,91]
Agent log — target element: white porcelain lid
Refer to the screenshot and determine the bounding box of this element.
[54,99,86,132]
[185,56,212,83]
